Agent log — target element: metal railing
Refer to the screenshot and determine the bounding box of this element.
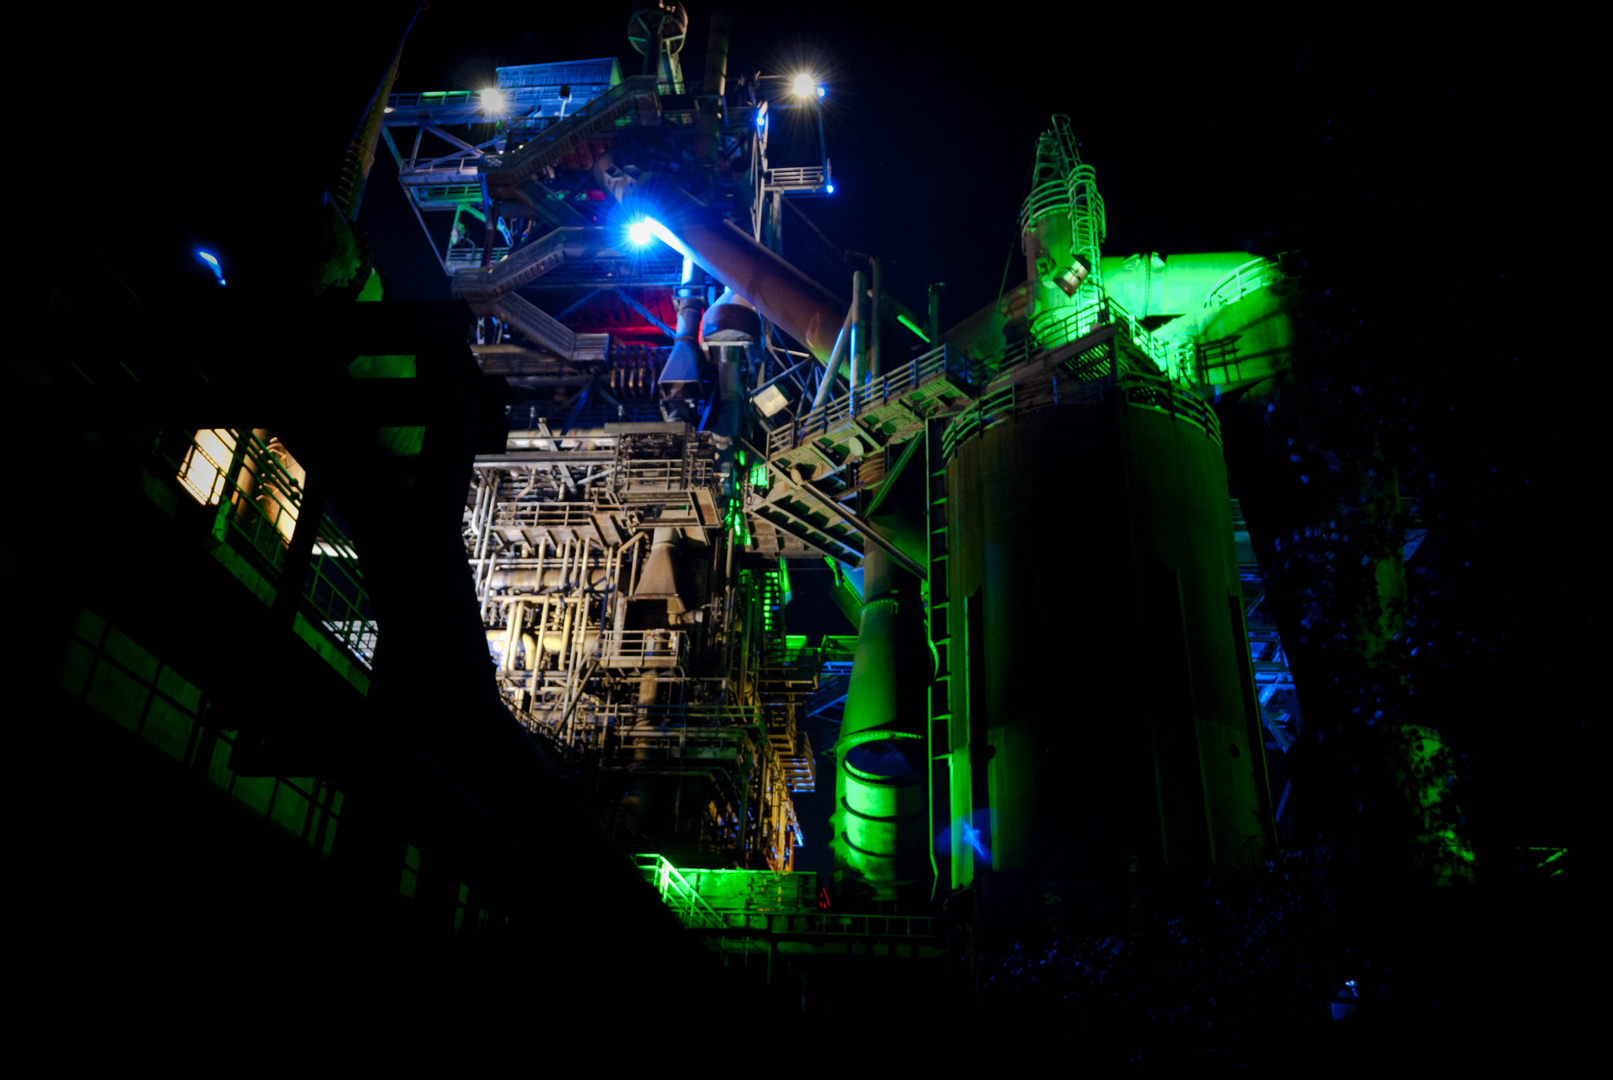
[634,854,725,930]
[595,629,684,669]
[637,853,955,940]
[483,76,661,185]
[168,428,303,575]
[765,344,970,457]
[766,166,827,191]
[152,428,377,669]
[445,245,511,271]
[1203,255,1280,308]
[302,514,378,668]
[940,362,1221,463]
[1019,176,1071,230]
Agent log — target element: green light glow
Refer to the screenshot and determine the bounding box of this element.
[897,313,930,342]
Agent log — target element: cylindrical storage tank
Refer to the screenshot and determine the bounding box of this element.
[942,363,1274,935]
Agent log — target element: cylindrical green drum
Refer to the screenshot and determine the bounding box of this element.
[942,363,1274,933]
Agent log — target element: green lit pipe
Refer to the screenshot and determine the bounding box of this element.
[1098,252,1270,319]
[831,545,927,902]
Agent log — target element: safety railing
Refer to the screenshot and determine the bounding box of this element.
[617,457,701,490]
[1067,163,1106,273]
[634,854,726,930]
[595,629,684,669]
[387,89,482,111]
[301,512,378,669]
[1019,176,1072,230]
[940,363,1220,463]
[767,344,968,457]
[637,853,953,940]
[672,868,820,914]
[150,428,378,669]
[1203,255,1280,309]
[167,427,303,576]
[483,75,661,185]
[409,183,483,208]
[491,501,611,532]
[704,910,952,941]
[445,246,512,271]
[766,166,827,191]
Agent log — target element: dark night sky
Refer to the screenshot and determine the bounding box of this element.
[40,6,1588,865]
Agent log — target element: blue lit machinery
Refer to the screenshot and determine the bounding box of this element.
[389,5,847,872]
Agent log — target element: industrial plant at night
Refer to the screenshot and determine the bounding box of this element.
[18,1,1583,1062]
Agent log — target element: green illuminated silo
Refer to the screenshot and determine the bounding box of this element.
[940,355,1275,932]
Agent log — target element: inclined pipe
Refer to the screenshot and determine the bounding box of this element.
[558,594,576,670]
[810,307,854,413]
[503,598,525,672]
[534,593,553,672]
[869,255,883,380]
[849,269,867,406]
[620,184,844,361]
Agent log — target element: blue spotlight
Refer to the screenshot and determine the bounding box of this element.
[627,219,654,247]
[827,184,835,194]
[197,250,225,286]
[816,84,826,98]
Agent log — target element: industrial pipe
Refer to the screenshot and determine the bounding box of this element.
[703,10,730,97]
[809,307,854,413]
[619,183,845,360]
[869,255,883,380]
[831,543,928,901]
[849,269,867,394]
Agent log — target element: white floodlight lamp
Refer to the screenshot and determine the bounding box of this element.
[481,88,506,115]
[792,73,816,98]
[197,250,225,285]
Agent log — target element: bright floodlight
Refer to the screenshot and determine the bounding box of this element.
[628,219,654,247]
[792,73,816,98]
[481,88,505,114]
[197,250,225,285]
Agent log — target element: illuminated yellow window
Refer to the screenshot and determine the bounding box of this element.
[177,428,237,505]
[176,429,306,546]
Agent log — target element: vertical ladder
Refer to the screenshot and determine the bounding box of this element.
[925,419,953,898]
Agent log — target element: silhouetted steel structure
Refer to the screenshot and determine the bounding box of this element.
[29,3,1334,1012]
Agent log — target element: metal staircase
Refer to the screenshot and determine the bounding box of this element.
[481,75,663,201]
[467,291,609,362]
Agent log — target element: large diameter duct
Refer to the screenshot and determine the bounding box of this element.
[695,11,729,187]
[1099,252,1273,320]
[831,449,933,904]
[940,375,1274,935]
[703,10,730,96]
[831,545,929,903]
[621,183,845,360]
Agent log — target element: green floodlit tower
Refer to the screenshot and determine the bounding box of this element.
[1022,115,1107,350]
[926,117,1282,934]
